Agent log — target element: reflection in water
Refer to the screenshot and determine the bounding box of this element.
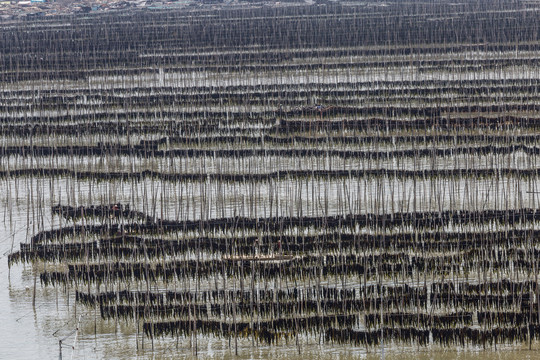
[2,178,540,359]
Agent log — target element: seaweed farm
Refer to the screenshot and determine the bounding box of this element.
[3,1,540,359]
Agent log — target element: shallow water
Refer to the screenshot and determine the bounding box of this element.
[2,180,540,359]
[2,7,540,358]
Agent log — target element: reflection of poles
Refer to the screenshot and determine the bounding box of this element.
[58,314,83,360]
[8,231,15,281]
[71,315,82,360]
[381,301,384,360]
[527,190,538,350]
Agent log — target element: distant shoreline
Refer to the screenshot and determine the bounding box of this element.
[0,0,317,21]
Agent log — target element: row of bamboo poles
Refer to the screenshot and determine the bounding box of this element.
[3,0,540,356]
